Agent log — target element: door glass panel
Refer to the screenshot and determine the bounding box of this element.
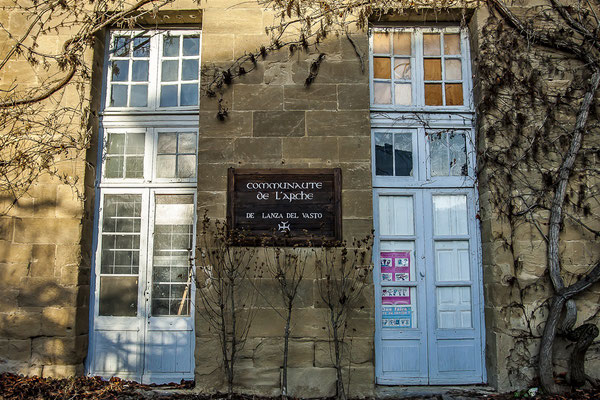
[435,241,470,281]
[380,241,415,282]
[433,195,468,236]
[436,286,472,328]
[379,195,414,236]
[394,133,412,176]
[99,194,142,317]
[375,132,393,176]
[382,287,417,328]
[105,131,145,179]
[155,131,198,179]
[151,194,194,316]
[429,131,468,176]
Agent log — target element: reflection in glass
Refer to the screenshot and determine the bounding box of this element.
[110,85,128,107]
[182,59,199,81]
[183,36,200,56]
[99,276,138,316]
[113,36,129,57]
[449,131,468,175]
[130,85,148,107]
[132,60,149,81]
[375,132,393,176]
[160,85,178,107]
[111,60,129,81]
[158,132,177,153]
[163,36,180,57]
[156,155,176,178]
[430,132,468,177]
[394,58,411,79]
[133,36,150,57]
[394,133,412,176]
[161,60,179,82]
[180,84,198,106]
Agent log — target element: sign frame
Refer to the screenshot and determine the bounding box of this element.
[227,168,342,246]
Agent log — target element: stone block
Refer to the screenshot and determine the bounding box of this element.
[337,84,370,110]
[31,335,87,365]
[0,339,31,362]
[264,61,294,85]
[342,190,373,218]
[17,278,77,308]
[201,34,234,61]
[306,111,369,137]
[41,307,76,336]
[0,263,27,288]
[253,111,305,137]
[42,364,83,378]
[0,241,32,264]
[340,33,368,61]
[284,84,337,110]
[0,311,41,339]
[195,337,221,375]
[30,184,58,218]
[233,85,283,111]
[0,289,18,312]
[342,365,375,397]
[199,111,252,138]
[202,9,265,35]
[287,367,337,398]
[14,218,81,245]
[200,88,232,112]
[29,244,56,277]
[234,366,280,396]
[282,137,338,162]
[308,60,366,85]
[197,137,235,163]
[340,163,371,189]
[55,186,84,218]
[246,278,314,309]
[0,217,14,241]
[342,219,374,242]
[314,338,373,368]
[339,136,371,162]
[197,164,227,191]
[234,138,282,163]
[197,191,227,218]
[234,34,271,59]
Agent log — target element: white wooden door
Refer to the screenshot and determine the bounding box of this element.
[89,189,195,384]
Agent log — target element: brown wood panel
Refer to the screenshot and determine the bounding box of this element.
[227,168,342,246]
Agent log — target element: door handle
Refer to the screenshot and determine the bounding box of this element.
[419,271,425,278]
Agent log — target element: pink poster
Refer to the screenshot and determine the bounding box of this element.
[380,251,410,283]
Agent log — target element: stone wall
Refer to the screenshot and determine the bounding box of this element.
[196,1,374,397]
[0,2,98,377]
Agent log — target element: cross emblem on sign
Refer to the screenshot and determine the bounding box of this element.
[277,221,290,232]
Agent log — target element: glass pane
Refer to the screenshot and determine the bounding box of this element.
[160,85,178,107]
[158,132,177,153]
[445,83,463,106]
[444,33,461,55]
[433,195,468,235]
[104,156,123,179]
[423,33,440,55]
[183,36,200,56]
[394,58,411,79]
[393,32,411,55]
[437,287,472,328]
[127,131,145,155]
[374,132,393,176]
[182,59,199,81]
[180,83,198,106]
[435,241,470,281]
[132,60,149,81]
[424,58,442,80]
[449,131,467,175]
[111,60,129,82]
[394,132,412,176]
[445,59,462,80]
[161,60,179,82]
[178,155,196,178]
[113,36,130,57]
[373,57,391,79]
[125,156,144,178]
[156,155,176,178]
[99,276,138,316]
[373,82,391,104]
[178,132,197,153]
[163,35,180,57]
[110,85,128,107]
[129,85,148,107]
[379,195,414,236]
[373,32,390,53]
[394,83,412,106]
[382,287,417,329]
[107,132,125,154]
[430,132,449,176]
[380,242,415,282]
[133,36,150,57]
[424,83,443,106]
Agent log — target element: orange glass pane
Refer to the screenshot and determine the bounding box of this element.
[394,58,411,79]
[425,84,443,106]
[373,32,390,53]
[423,34,440,55]
[445,59,462,80]
[373,57,391,79]
[393,32,411,55]
[445,83,463,106]
[444,34,461,55]
[424,58,442,80]
[374,82,392,104]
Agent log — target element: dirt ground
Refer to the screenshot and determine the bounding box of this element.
[0,373,598,400]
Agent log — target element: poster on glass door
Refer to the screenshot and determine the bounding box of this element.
[381,251,414,328]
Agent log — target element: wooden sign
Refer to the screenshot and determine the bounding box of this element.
[227,168,342,245]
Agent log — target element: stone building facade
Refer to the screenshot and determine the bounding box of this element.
[0,0,599,397]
